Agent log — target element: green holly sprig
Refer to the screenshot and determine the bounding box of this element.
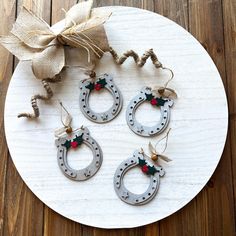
[85,78,107,91]
[138,157,158,175]
[63,134,84,150]
[145,93,166,106]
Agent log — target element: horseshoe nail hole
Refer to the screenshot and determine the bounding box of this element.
[130,106,133,109]
[61,164,63,166]
[116,182,119,185]
[164,110,167,112]
[65,169,67,172]
[111,85,114,88]
[136,199,139,202]
[92,142,94,144]
[59,157,62,159]
[157,128,160,130]
[95,147,98,150]
[148,193,151,196]
[153,180,156,183]
[82,99,85,102]
[113,109,116,112]
[115,91,117,93]
[60,150,62,153]
[152,187,155,190]
[130,120,133,122]
[164,117,166,119]
[142,197,145,200]
[161,123,164,125]
[150,131,154,134]
[116,97,119,99]
[97,154,99,157]
[70,173,73,176]
[83,105,86,108]
[120,168,123,171]
[134,101,137,104]
[83,92,86,95]
[125,163,128,166]
[117,175,120,178]
[87,111,90,114]
[115,103,118,106]
[89,88,114,113]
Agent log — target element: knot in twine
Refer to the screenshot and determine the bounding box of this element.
[0,0,111,80]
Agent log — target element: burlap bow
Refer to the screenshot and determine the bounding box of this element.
[0,0,110,79]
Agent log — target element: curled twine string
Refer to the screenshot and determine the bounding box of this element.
[109,47,177,98]
[18,75,62,118]
[18,46,176,118]
[140,128,172,163]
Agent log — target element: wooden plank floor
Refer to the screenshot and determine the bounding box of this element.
[0,0,235,235]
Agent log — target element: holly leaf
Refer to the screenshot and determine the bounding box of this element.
[97,78,107,87]
[147,165,158,175]
[157,97,166,106]
[145,93,154,101]
[85,82,95,91]
[138,157,147,167]
[73,134,84,145]
[63,140,71,149]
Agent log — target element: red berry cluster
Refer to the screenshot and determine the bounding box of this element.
[94,83,102,91]
[150,98,158,106]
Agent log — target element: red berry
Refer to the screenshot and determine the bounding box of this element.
[95,83,102,91]
[71,141,78,149]
[150,98,158,105]
[141,165,149,173]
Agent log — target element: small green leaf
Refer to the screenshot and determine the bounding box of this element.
[147,165,158,175]
[145,93,154,101]
[85,82,95,91]
[157,97,166,106]
[97,78,107,87]
[138,157,147,167]
[73,134,84,145]
[63,140,71,149]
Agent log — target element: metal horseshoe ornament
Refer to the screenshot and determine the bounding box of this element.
[55,127,103,181]
[126,86,174,137]
[79,73,123,123]
[114,150,165,205]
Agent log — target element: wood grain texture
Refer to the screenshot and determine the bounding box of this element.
[2,1,50,235]
[0,1,16,235]
[0,0,235,235]
[4,5,228,229]
[222,1,236,223]
[188,0,235,235]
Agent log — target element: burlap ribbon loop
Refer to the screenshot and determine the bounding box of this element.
[0,0,111,80]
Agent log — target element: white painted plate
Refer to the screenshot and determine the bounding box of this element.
[4,7,228,228]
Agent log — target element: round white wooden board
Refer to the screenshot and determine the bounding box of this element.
[4,7,228,228]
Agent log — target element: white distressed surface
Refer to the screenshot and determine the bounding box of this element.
[4,7,228,228]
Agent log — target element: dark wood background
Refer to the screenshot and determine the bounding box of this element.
[0,0,235,235]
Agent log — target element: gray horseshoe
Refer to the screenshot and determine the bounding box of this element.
[79,73,123,123]
[55,127,103,181]
[126,87,174,137]
[114,150,165,205]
